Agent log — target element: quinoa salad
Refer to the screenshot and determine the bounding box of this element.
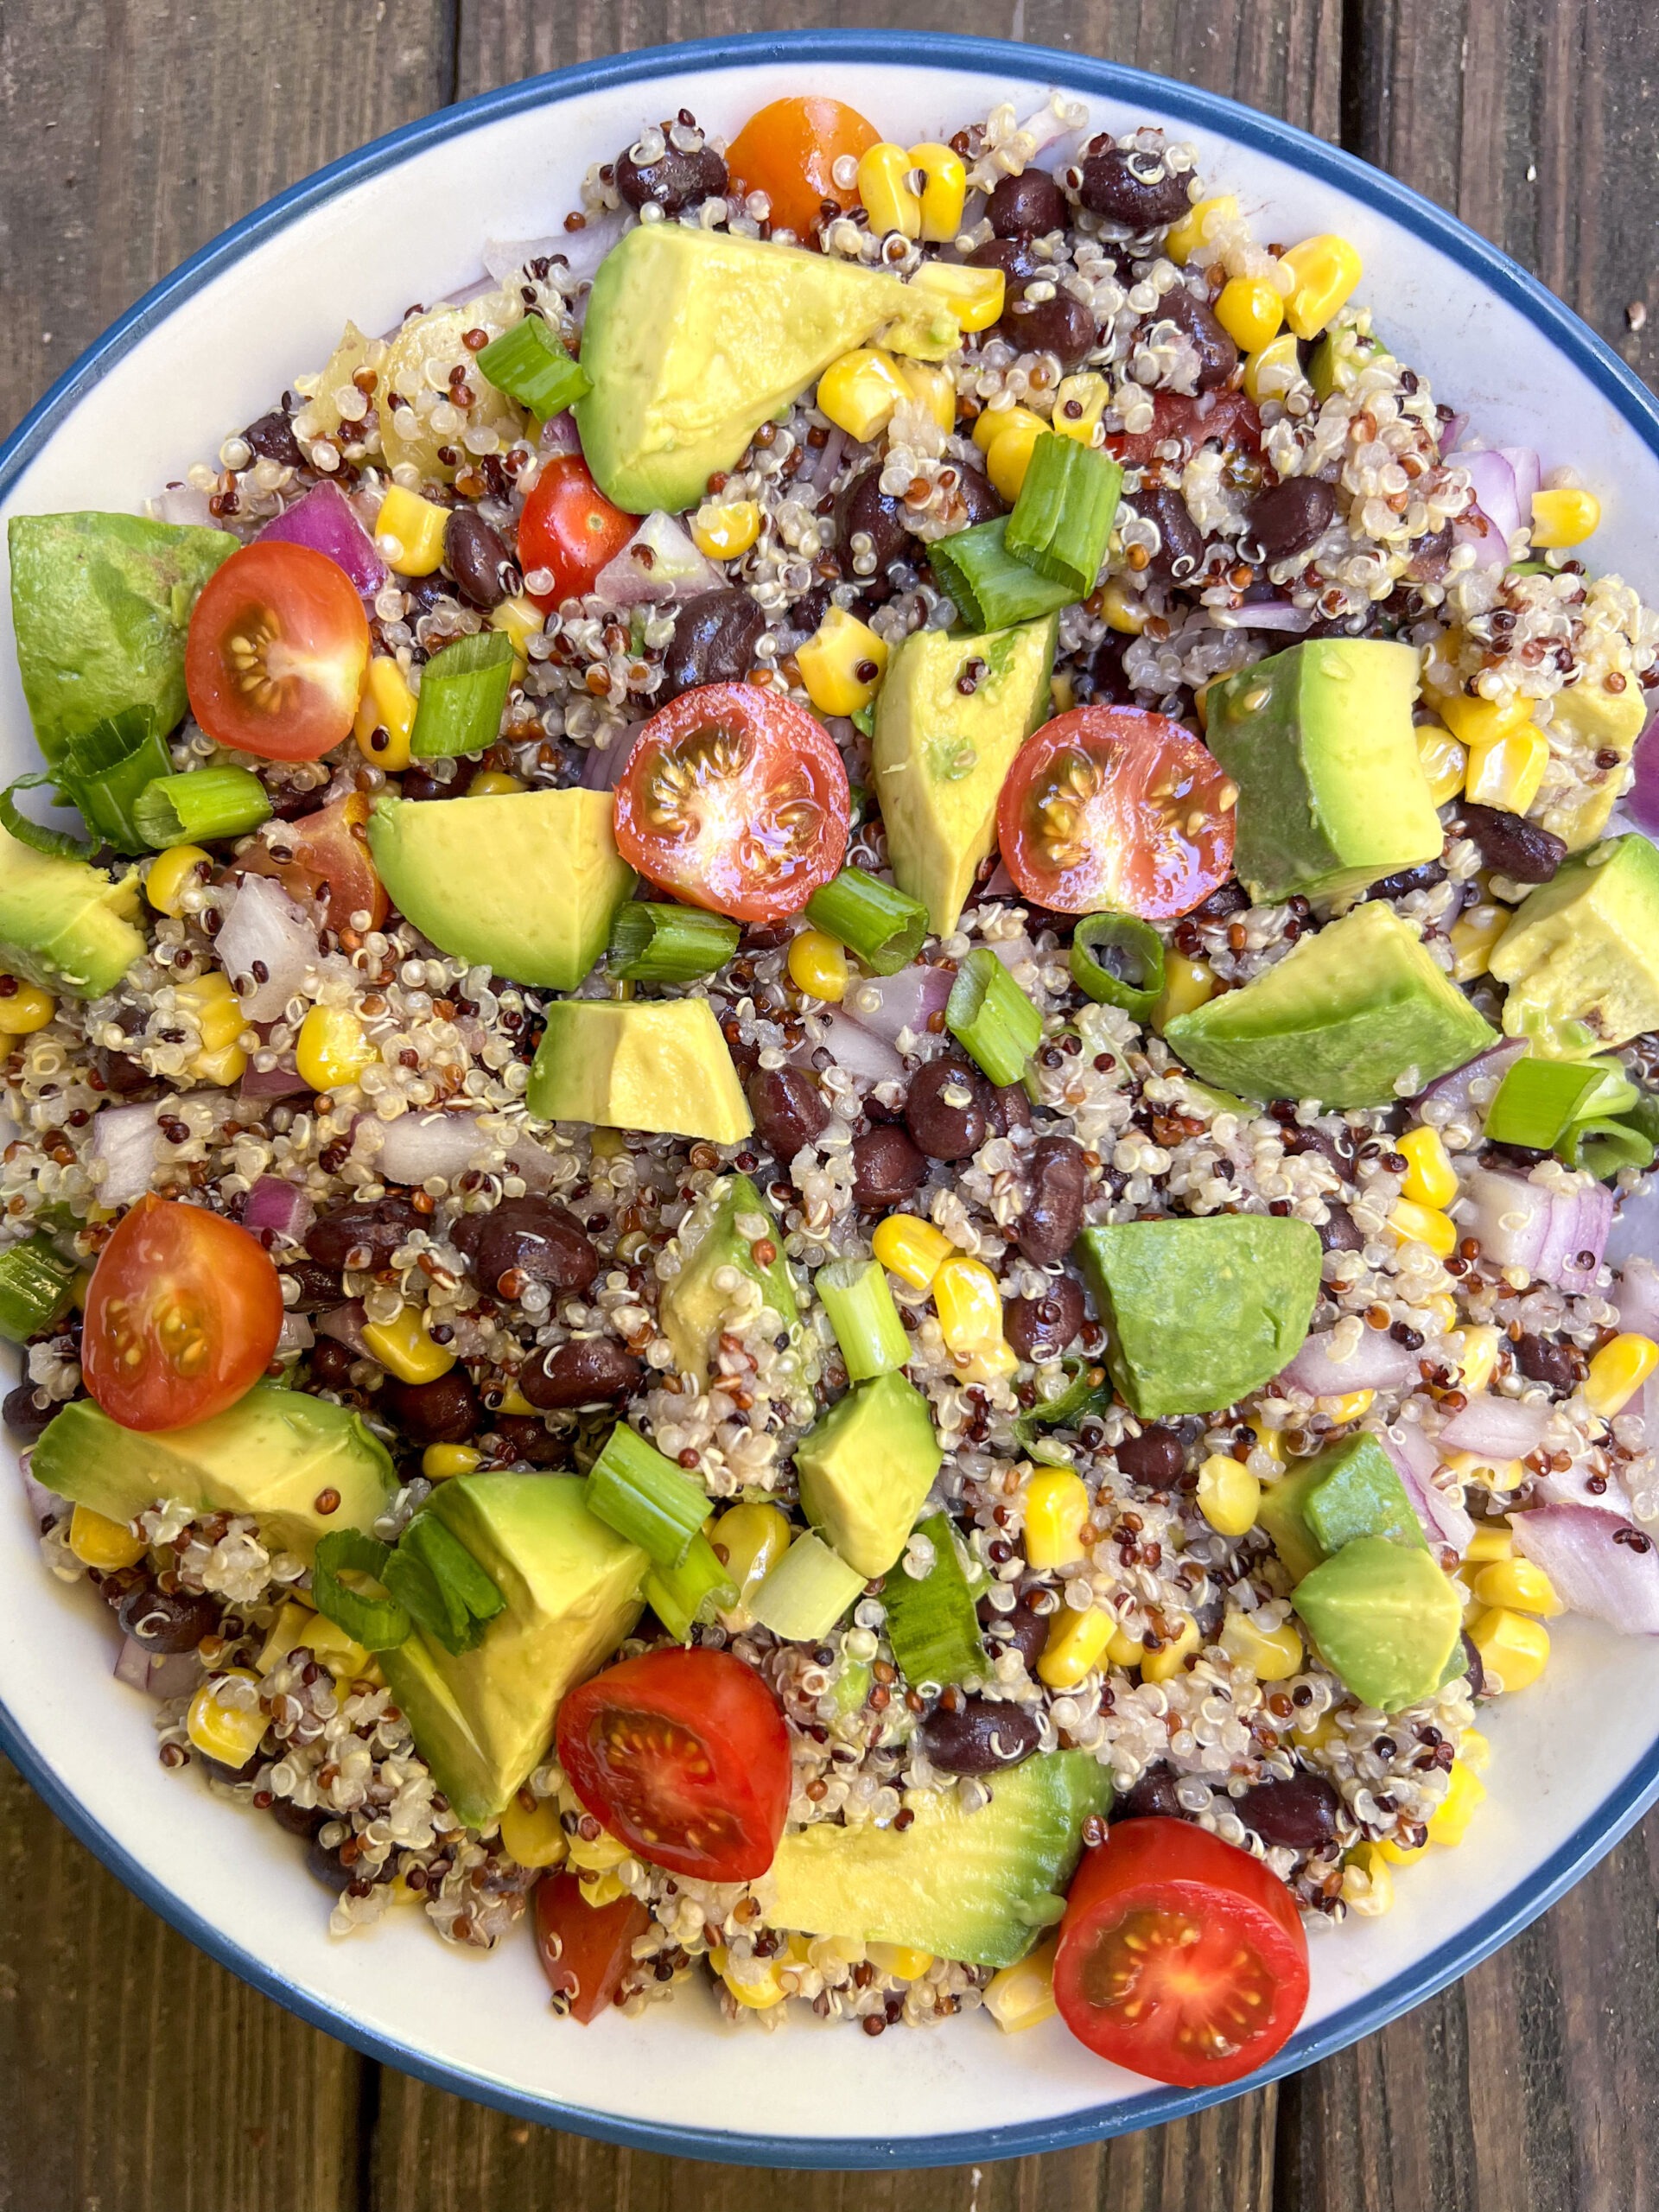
[5,85,1659,2091]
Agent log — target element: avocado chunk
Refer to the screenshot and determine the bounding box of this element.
[794,1370,943,1579]
[1166,900,1497,1108]
[1257,1433,1426,1584]
[526,998,753,1143]
[1488,832,1659,1058]
[365,788,633,991]
[576,226,957,514]
[765,1751,1111,1968]
[659,1173,801,1382]
[378,1473,645,1827]
[1539,678,1649,851]
[1075,1216,1321,1418]
[1293,1535,1464,1712]
[1307,323,1384,401]
[7,512,235,765]
[32,1385,395,1560]
[0,823,146,999]
[1205,639,1443,903]
[873,617,1058,938]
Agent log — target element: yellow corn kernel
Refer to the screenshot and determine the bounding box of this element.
[1050,671,1076,715]
[296,1004,378,1091]
[1315,1389,1376,1424]
[1153,952,1217,1033]
[1460,1726,1491,1773]
[1096,577,1148,634]
[897,359,957,435]
[1106,1624,1147,1668]
[1465,1524,1514,1565]
[145,843,213,918]
[1141,1617,1202,1685]
[256,1599,371,1681]
[787,928,849,1007]
[1375,1826,1429,1866]
[908,143,967,242]
[983,1937,1059,2032]
[711,1501,792,1600]
[1242,330,1301,405]
[1425,1758,1487,1847]
[191,1045,248,1090]
[856,142,922,238]
[1428,686,1531,749]
[1037,1605,1114,1689]
[422,1443,480,1480]
[1421,1293,1458,1337]
[353,655,418,771]
[1024,1467,1090,1568]
[361,1303,457,1385]
[187,1670,267,1768]
[986,414,1047,504]
[1415,721,1468,806]
[690,499,762,562]
[1442,1446,1525,1495]
[1197,1454,1261,1538]
[1166,193,1237,266]
[1471,1556,1561,1618]
[1218,1608,1303,1682]
[1344,1841,1395,1913]
[868,1940,935,1980]
[469,770,524,796]
[1282,235,1363,340]
[1388,1198,1459,1258]
[1449,902,1509,982]
[932,1255,1005,1357]
[817,346,910,442]
[1530,487,1600,550]
[797,606,889,717]
[489,593,544,672]
[1469,1605,1550,1693]
[497,1383,537,1417]
[906,262,1004,341]
[1465,723,1548,815]
[0,979,55,1034]
[566,1823,631,1874]
[1051,372,1109,446]
[374,485,449,575]
[972,402,1043,455]
[177,972,246,1056]
[873,1212,953,1290]
[1397,1125,1459,1210]
[499,1793,569,1870]
[1215,273,1284,353]
[578,1870,630,1909]
[68,1503,147,1572]
[1454,1325,1501,1395]
[1583,1331,1659,1418]
[710,1945,791,2009]
[1292,1706,1340,1750]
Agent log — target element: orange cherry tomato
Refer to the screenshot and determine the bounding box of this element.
[236,791,388,932]
[518,455,637,607]
[726,97,880,239]
[186,541,370,761]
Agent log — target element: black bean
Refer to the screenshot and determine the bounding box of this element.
[270,1796,327,1840]
[381,1371,480,1446]
[443,508,520,610]
[305,1339,356,1391]
[905,1058,990,1160]
[1461,1630,1489,1700]
[244,409,304,468]
[397,763,473,801]
[1001,287,1096,369]
[1405,520,1454,583]
[285,1257,345,1312]
[1005,1275,1086,1361]
[518,1337,642,1411]
[1453,803,1567,885]
[1078,142,1192,229]
[1136,485,1205,583]
[747,1066,830,1160]
[1157,283,1238,391]
[93,1046,160,1097]
[952,467,1004,526]
[1367,859,1446,899]
[1195,879,1249,919]
[1075,628,1135,707]
[981,1594,1049,1671]
[1284,1122,1356,1179]
[1236,1771,1341,1849]
[1484,1140,1551,1170]
[118,1581,217,1654]
[1317,1203,1366,1255]
[1109,1762,1188,1823]
[965,235,1044,287]
[493,1413,570,1466]
[916,1696,1042,1776]
[787,582,835,639]
[1117,1425,1185,1489]
[988,168,1068,237]
[1246,475,1338,562]
[615,137,728,214]
[851,1126,928,1210]
[661,588,766,699]
[1015,1136,1088,1267]
[305,1198,423,1269]
[836,467,912,574]
[1516,1332,1579,1392]
[3,1383,57,1442]
[306,1837,355,1893]
[984,1082,1033,1137]
[471,1197,601,1299]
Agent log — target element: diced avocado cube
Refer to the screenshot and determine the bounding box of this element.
[1538,678,1649,851]
[1257,1433,1426,1583]
[1489,832,1659,1058]
[658,1173,801,1382]
[794,1370,943,1580]
[526,998,753,1143]
[1293,1535,1464,1712]
[1075,1216,1321,1418]
[0,823,146,1000]
[1307,323,1384,401]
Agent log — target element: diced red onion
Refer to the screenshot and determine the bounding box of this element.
[362,1109,492,1185]
[798,1009,906,1085]
[276,1313,315,1357]
[1443,414,1470,454]
[507,1133,563,1192]
[1379,1423,1475,1554]
[92,1101,159,1210]
[594,512,721,610]
[986,935,1039,974]
[114,1635,155,1694]
[315,1301,371,1357]
[1215,601,1314,634]
[1559,1184,1614,1295]
[1439,1393,1553,1460]
[1616,1255,1659,1341]
[1459,1166,1611,1291]
[1628,710,1659,837]
[17,1450,62,1525]
[1511,1503,1659,1633]
[261,480,387,597]
[1452,449,1520,568]
[840,963,954,1047]
[238,1063,312,1103]
[240,1174,315,1244]
[1607,1170,1659,1274]
[537,410,583,456]
[1532,1455,1628,1516]
[982,861,1019,899]
[216,875,320,1020]
[1498,447,1541,518]
[482,234,569,285]
[579,727,640,791]
[804,426,848,491]
[116,1637,202,1700]
[1414,1039,1526,1130]
[1280,1327,1420,1397]
[149,482,218,529]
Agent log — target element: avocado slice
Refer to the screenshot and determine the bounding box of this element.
[1292,1535,1464,1712]
[0,823,146,999]
[1075,1216,1321,1418]
[1257,1433,1427,1584]
[31,1385,396,1561]
[1205,639,1443,904]
[1166,900,1497,1108]
[526,998,753,1143]
[365,788,634,991]
[378,1474,645,1827]
[794,1370,943,1578]
[872,617,1058,938]
[1488,832,1659,1058]
[1538,678,1649,851]
[7,512,235,765]
[659,1173,801,1382]
[1307,322,1385,401]
[765,1751,1111,1968]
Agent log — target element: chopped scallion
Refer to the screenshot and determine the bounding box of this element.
[384,1513,505,1654]
[608,900,740,984]
[1485,1058,1605,1149]
[0,774,91,861]
[133,765,273,849]
[815,1258,912,1382]
[946,945,1043,1086]
[927,518,1074,632]
[882,1511,988,1691]
[474,316,592,417]
[1012,1357,1113,1446]
[1557,1117,1656,1180]
[0,1236,77,1343]
[645,1533,737,1643]
[586,1421,709,1568]
[749,1533,866,1642]
[804,867,927,976]
[63,710,176,854]
[1005,435,1122,599]
[1069,911,1165,1021]
[410,629,516,760]
[311,1529,411,1652]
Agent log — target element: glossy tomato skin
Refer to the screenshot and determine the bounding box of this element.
[726,96,879,238]
[556,1647,791,1883]
[518,455,636,607]
[82,1196,285,1432]
[997,705,1236,920]
[613,682,849,924]
[1054,1817,1310,2088]
[234,791,387,931]
[186,541,370,761]
[533,1871,651,2024]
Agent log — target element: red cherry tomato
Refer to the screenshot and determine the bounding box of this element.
[1054,1817,1310,2088]
[1105,390,1262,469]
[613,682,849,924]
[186,541,370,761]
[234,791,388,931]
[726,96,880,239]
[82,1196,284,1432]
[518,455,636,607]
[556,1647,791,1883]
[996,704,1236,919]
[533,1871,651,2024]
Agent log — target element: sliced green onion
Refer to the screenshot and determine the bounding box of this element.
[1575,1056,1640,1122]
[645,1532,738,1643]
[385,1512,505,1654]
[850,704,876,740]
[1485,1058,1606,1148]
[1005,435,1122,599]
[816,1258,912,1382]
[586,1421,709,1568]
[946,946,1043,1086]
[1616,1091,1659,1148]
[133,765,273,849]
[311,1529,411,1652]
[608,900,739,984]
[410,630,516,760]
[0,774,91,861]
[927,518,1074,632]
[833,1655,874,1713]
[1557,1117,1657,1179]
[0,1236,77,1343]
[63,710,176,854]
[749,1533,866,1642]
[882,1511,988,1691]
[475,316,592,416]
[804,867,928,976]
[1070,911,1165,1020]
[1012,1358,1112,1446]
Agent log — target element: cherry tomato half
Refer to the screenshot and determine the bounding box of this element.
[186,541,370,761]
[556,1647,791,1883]
[82,1196,284,1432]
[234,791,388,931]
[1105,390,1262,470]
[996,704,1236,919]
[533,1871,651,2024]
[726,96,879,239]
[1054,1817,1310,2088]
[518,455,636,607]
[613,682,849,924]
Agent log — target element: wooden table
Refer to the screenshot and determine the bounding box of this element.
[3,3,1658,2204]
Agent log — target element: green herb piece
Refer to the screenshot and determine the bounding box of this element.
[1005,434,1122,599]
[0,775,91,861]
[946,945,1043,1085]
[410,630,516,759]
[474,316,592,417]
[385,1511,505,1655]
[1557,1117,1657,1179]
[607,900,740,984]
[0,1236,77,1342]
[1070,911,1165,1020]
[805,866,928,976]
[816,1258,912,1382]
[882,1511,988,1690]
[310,1529,412,1652]
[1485,1057,1606,1148]
[133,764,273,849]
[585,1421,709,1568]
[645,1532,738,1643]
[62,709,176,853]
[1012,1358,1113,1446]
[927,518,1075,632]
[749,1533,866,1642]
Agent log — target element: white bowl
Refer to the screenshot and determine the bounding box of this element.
[3,29,1656,2169]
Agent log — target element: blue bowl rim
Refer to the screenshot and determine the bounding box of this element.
[4,23,1659,2172]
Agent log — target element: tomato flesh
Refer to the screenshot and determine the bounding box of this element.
[997,705,1236,919]
[726,96,879,239]
[235,791,387,931]
[1054,1817,1310,2088]
[518,455,637,607]
[186,540,369,761]
[82,1195,284,1432]
[1106,390,1262,470]
[534,1871,651,2024]
[613,683,849,924]
[556,1647,791,1882]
